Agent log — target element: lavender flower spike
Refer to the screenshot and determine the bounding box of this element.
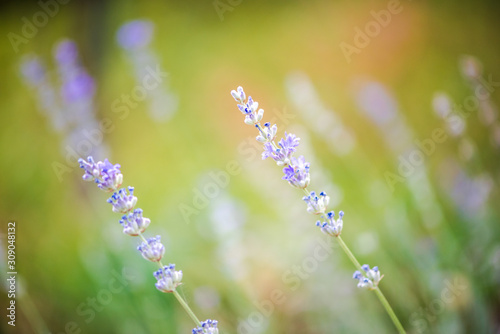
[78,156,210,329]
[119,209,151,236]
[154,264,183,293]
[137,235,165,262]
[193,319,219,334]
[107,186,137,213]
[229,87,404,333]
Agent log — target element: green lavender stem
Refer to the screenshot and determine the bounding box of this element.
[338,236,405,333]
[138,233,201,327]
[374,287,406,334]
[173,290,202,326]
[337,236,363,273]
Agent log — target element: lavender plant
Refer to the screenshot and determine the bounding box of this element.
[230,86,406,333]
[78,156,218,334]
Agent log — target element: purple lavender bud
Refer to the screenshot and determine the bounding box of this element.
[356,81,397,126]
[231,86,245,103]
[262,132,300,166]
[120,209,150,236]
[256,123,278,143]
[193,319,219,334]
[316,210,344,237]
[107,187,137,213]
[353,265,382,289]
[137,235,165,262]
[116,20,154,50]
[303,190,329,214]
[282,156,310,188]
[154,264,183,293]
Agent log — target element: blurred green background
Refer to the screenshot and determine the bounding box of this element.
[1,0,500,333]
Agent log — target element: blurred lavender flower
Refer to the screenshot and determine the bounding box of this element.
[459,55,482,80]
[193,319,219,334]
[54,40,96,105]
[61,71,96,104]
[285,72,356,156]
[432,92,466,136]
[354,80,445,229]
[20,56,45,86]
[356,81,398,126]
[23,39,108,168]
[154,264,183,293]
[117,20,154,50]
[20,55,67,132]
[117,19,178,121]
[459,55,500,146]
[138,235,165,262]
[54,40,79,66]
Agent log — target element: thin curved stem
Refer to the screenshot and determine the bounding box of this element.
[336,236,363,272]
[337,236,405,333]
[173,290,201,326]
[374,287,406,334]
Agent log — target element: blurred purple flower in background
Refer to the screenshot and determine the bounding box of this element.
[285,72,356,156]
[356,81,398,126]
[61,71,96,104]
[20,55,66,132]
[54,39,79,66]
[117,20,154,50]
[116,19,178,122]
[459,55,500,148]
[20,56,45,86]
[20,39,109,176]
[54,39,96,106]
[354,79,445,230]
